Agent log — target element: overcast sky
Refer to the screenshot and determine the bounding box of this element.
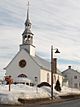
[0,0,80,76]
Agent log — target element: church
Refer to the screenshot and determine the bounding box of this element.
[4,3,63,86]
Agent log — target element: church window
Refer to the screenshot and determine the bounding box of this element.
[79,83,80,87]
[18,74,27,78]
[24,35,27,38]
[19,59,26,68]
[74,83,78,88]
[28,35,30,38]
[47,73,50,83]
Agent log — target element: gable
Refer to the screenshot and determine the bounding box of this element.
[5,49,41,78]
[62,69,80,76]
[4,49,39,70]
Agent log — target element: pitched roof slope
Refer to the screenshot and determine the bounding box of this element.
[32,55,51,71]
[62,66,80,75]
[31,55,62,75]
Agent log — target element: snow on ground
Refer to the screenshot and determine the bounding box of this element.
[59,86,80,96]
[0,84,80,104]
[0,84,49,104]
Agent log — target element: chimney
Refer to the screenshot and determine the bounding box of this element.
[52,58,57,73]
[68,66,71,69]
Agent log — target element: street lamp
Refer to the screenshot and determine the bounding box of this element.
[51,45,60,100]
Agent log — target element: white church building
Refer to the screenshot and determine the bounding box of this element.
[4,4,63,86]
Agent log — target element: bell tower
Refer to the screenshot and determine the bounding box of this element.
[20,2,35,56]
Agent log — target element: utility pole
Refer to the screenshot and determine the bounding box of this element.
[51,45,60,100]
[51,45,53,99]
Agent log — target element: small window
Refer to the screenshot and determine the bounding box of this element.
[30,83,34,86]
[74,83,78,88]
[74,76,77,79]
[26,83,29,85]
[47,73,50,83]
[65,75,67,78]
[79,83,80,87]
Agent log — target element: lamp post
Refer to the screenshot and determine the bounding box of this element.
[51,45,60,100]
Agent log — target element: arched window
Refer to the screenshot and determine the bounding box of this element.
[47,73,50,83]
[18,74,27,78]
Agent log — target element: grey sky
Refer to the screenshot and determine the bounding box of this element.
[0,0,80,75]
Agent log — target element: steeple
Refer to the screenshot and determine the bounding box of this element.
[22,1,34,45]
[25,1,30,27]
[20,1,35,57]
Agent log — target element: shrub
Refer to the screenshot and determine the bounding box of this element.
[55,79,61,92]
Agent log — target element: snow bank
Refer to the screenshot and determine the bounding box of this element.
[0,93,19,104]
[0,84,80,104]
[0,84,49,104]
[59,86,80,96]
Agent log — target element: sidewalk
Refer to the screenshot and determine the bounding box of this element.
[18,94,80,105]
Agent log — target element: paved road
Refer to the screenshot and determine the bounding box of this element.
[39,99,80,107]
[0,99,80,107]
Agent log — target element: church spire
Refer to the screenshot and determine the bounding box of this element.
[27,1,29,20]
[20,1,35,56]
[25,1,30,27]
[22,1,34,45]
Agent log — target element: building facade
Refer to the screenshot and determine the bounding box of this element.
[62,66,80,89]
[4,3,63,86]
